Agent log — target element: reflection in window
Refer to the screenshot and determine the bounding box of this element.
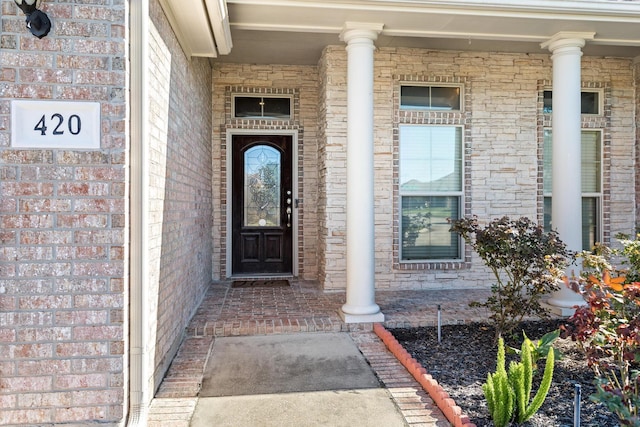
[399,125,463,260]
[244,145,281,227]
[543,90,600,115]
[234,96,291,119]
[400,86,461,111]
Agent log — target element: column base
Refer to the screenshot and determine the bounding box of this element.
[541,300,579,317]
[339,309,385,323]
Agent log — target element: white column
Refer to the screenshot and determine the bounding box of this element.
[541,32,594,314]
[339,22,385,323]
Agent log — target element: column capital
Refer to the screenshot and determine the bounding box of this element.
[540,31,595,53]
[340,22,384,44]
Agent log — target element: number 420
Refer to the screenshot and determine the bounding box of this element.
[34,113,82,136]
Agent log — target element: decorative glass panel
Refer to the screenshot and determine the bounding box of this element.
[244,145,281,227]
[400,126,462,192]
[401,196,459,260]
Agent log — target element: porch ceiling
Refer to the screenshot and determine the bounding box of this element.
[165,0,640,63]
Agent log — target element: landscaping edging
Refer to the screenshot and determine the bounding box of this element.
[374,323,477,427]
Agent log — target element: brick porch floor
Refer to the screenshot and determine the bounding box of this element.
[147,281,492,426]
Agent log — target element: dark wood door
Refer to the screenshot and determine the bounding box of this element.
[232,135,293,275]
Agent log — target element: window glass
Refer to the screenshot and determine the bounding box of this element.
[235,97,263,118]
[401,85,461,111]
[262,97,291,119]
[401,196,460,260]
[399,125,462,261]
[244,145,281,227]
[542,90,600,115]
[543,130,601,250]
[234,96,291,119]
[400,126,462,192]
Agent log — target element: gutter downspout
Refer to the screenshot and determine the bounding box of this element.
[128,0,149,424]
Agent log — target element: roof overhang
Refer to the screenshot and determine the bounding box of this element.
[160,0,640,63]
[158,0,232,58]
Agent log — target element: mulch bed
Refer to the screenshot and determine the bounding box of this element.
[390,319,619,427]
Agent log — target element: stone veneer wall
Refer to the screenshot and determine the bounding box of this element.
[318,46,636,290]
[211,64,319,280]
[148,0,213,395]
[0,0,127,424]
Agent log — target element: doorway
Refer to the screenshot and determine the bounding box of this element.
[231,134,293,275]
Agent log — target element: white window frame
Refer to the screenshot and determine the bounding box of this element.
[398,124,464,262]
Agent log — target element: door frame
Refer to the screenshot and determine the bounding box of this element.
[225,129,299,278]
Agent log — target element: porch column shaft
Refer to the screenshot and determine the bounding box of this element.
[339,22,384,323]
[542,33,593,313]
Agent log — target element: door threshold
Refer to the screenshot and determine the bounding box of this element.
[230,274,294,280]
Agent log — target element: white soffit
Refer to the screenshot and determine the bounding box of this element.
[158,0,218,57]
[227,0,640,43]
[162,0,640,63]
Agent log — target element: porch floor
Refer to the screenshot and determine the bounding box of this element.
[148,281,492,426]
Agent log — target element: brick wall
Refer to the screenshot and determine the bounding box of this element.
[148,0,213,392]
[0,0,127,424]
[211,64,319,280]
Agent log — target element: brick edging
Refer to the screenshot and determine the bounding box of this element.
[373,323,477,427]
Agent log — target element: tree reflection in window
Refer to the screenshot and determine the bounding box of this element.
[244,145,281,227]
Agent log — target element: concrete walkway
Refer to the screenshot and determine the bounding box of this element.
[147,281,492,426]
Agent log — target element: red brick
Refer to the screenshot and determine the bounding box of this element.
[53,406,108,423]
[73,325,122,341]
[0,182,53,197]
[57,214,108,228]
[57,182,109,196]
[17,327,72,342]
[0,214,54,229]
[55,342,108,357]
[16,360,71,376]
[54,310,109,326]
[0,409,52,425]
[18,391,72,408]
[0,376,52,393]
[18,295,72,310]
[73,294,123,309]
[55,373,106,390]
[20,230,73,244]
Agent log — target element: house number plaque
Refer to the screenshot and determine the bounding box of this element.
[11,100,101,149]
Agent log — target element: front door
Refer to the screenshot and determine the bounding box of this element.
[231,135,293,275]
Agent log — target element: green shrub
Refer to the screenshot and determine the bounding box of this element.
[451,216,570,339]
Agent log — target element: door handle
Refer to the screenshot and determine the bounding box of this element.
[285,191,292,228]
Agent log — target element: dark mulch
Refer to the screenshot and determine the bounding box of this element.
[390,319,619,427]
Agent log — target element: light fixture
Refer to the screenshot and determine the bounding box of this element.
[13,0,51,39]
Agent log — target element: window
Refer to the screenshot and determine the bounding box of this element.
[399,125,463,260]
[233,95,292,119]
[543,129,602,250]
[401,85,462,111]
[543,90,601,115]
